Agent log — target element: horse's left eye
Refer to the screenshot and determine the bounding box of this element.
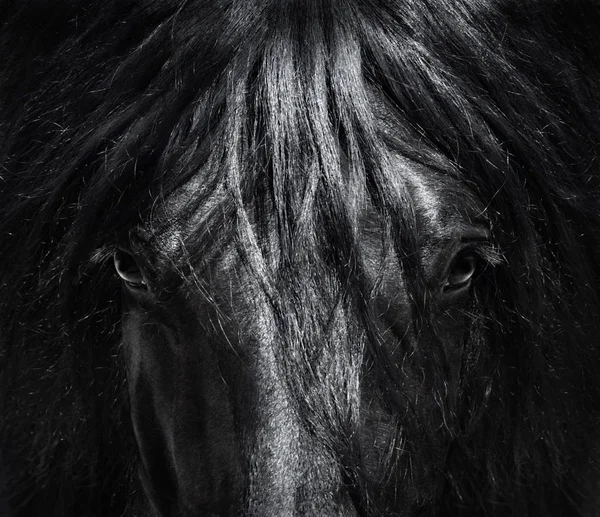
[445,253,479,291]
[113,250,147,289]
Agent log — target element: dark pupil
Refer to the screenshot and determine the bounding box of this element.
[114,251,138,275]
[114,250,145,286]
[448,254,477,286]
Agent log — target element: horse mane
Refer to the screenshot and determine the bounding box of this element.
[2,0,600,515]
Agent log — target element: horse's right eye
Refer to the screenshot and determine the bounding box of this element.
[444,252,481,292]
[113,250,147,289]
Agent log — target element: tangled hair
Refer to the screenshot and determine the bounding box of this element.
[2,0,600,515]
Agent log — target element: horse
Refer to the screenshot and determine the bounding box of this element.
[1,0,600,515]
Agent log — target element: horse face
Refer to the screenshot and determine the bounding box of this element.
[114,155,492,516]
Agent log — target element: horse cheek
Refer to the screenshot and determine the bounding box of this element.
[122,301,244,515]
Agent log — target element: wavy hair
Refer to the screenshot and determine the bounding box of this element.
[1,0,600,515]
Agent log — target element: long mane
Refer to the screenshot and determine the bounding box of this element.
[2,0,600,515]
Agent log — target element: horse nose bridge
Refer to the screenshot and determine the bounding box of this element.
[242,339,303,512]
[239,342,359,516]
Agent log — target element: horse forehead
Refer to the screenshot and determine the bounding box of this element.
[407,170,480,235]
[149,154,482,257]
[380,155,486,240]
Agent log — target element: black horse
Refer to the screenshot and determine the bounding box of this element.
[2,0,600,515]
